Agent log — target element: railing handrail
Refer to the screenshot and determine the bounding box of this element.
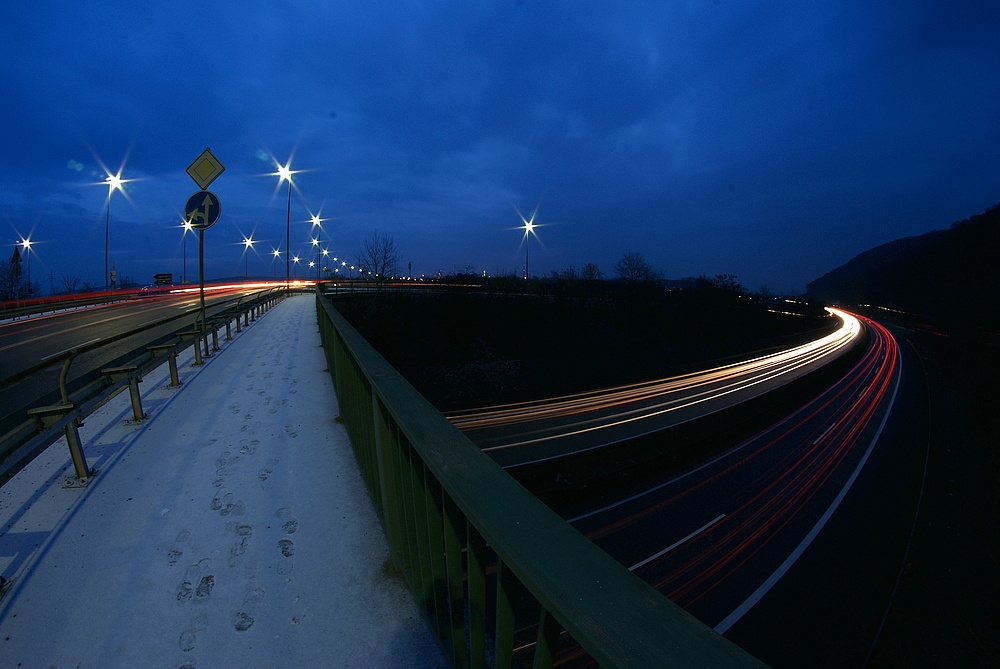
[0,289,286,488]
[316,290,769,668]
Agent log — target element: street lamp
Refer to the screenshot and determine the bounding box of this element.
[516,205,540,280]
[271,158,301,287]
[181,219,193,283]
[271,248,281,278]
[105,172,125,291]
[19,237,33,296]
[310,213,324,281]
[242,235,255,278]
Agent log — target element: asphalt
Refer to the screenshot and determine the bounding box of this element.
[0,293,447,669]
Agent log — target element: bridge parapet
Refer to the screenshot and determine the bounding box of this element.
[316,291,769,669]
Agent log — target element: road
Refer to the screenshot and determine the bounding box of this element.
[0,283,276,434]
[513,313,924,667]
[450,308,864,467]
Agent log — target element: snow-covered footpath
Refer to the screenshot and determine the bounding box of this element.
[0,294,447,668]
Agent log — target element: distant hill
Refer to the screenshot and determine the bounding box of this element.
[807,203,1000,330]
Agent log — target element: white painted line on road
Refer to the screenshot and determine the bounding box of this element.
[39,338,101,362]
[813,422,837,444]
[713,354,902,635]
[629,514,725,571]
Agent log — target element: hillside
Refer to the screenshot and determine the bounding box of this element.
[807,204,1000,330]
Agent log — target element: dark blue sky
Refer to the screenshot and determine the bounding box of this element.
[3,1,999,293]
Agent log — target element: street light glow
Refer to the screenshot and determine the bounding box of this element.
[515,204,542,280]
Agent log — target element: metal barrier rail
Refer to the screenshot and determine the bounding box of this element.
[316,291,768,669]
[0,289,286,488]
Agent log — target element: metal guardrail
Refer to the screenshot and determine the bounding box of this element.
[0,289,286,488]
[316,291,769,668]
[0,291,148,321]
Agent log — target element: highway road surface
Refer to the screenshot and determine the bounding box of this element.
[507,313,925,667]
[451,308,864,467]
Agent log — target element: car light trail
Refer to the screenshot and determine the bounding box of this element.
[450,308,864,464]
[569,313,900,632]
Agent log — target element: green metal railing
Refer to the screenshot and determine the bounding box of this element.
[316,292,769,669]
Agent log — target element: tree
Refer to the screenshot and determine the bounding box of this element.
[581,262,604,281]
[709,274,746,294]
[357,231,401,282]
[1,259,27,300]
[59,274,81,294]
[614,251,659,285]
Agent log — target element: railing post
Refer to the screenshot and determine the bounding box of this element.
[65,418,90,480]
[226,319,232,340]
[27,404,90,482]
[212,327,220,351]
[167,351,180,386]
[193,338,203,365]
[127,377,145,422]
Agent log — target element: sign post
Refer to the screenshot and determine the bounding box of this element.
[185,148,224,338]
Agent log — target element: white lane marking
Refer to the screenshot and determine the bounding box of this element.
[813,422,837,444]
[629,514,725,571]
[713,353,902,635]
[39,338,101,362]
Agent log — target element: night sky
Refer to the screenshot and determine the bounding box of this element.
[3,1,999,294]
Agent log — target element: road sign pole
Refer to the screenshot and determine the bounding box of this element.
[199,229,206,331]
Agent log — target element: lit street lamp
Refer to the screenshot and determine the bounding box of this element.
[105,172,125,290]
[242,236,255,278]
[271,248,281,278]
[181,219,193,283]
[516,205,539,280]
[271,158,300,287]
[310,213,324,281]
[19,237,33,296]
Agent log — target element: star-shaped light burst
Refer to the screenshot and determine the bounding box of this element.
[514,203,543,280]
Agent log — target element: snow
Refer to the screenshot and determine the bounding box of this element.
[0,294,447,668]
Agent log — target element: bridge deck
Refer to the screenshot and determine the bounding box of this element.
[0,294,445,668]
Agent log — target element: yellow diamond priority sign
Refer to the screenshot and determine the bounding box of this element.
[186,148,225,190]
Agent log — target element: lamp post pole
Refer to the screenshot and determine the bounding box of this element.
[284,178,291,287]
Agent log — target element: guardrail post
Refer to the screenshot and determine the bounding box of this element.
[225,319,232,340]
[100,366,145,422]
[167,352,180,385]
[128,378,144,421]
[27,404,91,482]
[244,311,249,327]
[212,328,220,351]
[64,418,90,481]
[193,338,203,365]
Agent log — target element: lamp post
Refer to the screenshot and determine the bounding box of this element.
[105,173,124,291]
[242,236,255,278]
[272,160,298,288]
[19,237,33,296]
[181,219,193,283]
[517,205,539,281]
[309,214,324,281]
[271,248,281,278]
